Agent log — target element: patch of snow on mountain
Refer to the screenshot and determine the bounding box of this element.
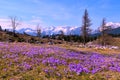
[106,22,120,28]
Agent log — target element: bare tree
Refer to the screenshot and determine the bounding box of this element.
[9,16,20,34]
[100,18,106,46]
[100,18,112,46]
[36,24,41,38]
[81,9,92,45]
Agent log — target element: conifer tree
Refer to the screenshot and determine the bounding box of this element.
[0,25,2,31]
[81,9,91,45]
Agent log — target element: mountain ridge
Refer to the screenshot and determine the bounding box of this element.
[1,22,120,36]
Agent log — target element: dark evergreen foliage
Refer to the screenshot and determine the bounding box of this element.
[0,26,2,31]
[81,9,92,45]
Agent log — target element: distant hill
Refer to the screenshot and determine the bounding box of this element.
[108,27,120,35]
[92,26,120,37]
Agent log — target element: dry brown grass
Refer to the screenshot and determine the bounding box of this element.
[57,37,120,55]
[111,38,120,47]
[58,44,120,55]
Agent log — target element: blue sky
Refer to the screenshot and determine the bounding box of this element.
[0,0,120,30]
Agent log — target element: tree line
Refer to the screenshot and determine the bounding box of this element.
[0,9,118,45]
[48,9,114,46]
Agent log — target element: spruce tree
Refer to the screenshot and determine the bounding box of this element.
[81,9,91,45]
[0,25,2,31]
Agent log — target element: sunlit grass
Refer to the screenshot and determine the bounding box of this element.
[59,43,120,55]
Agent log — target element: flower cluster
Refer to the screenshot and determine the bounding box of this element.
[0,42,120,79]
[42,57,66,66]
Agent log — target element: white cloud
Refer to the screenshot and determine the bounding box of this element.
[30,16,43,25]
[0,17,46,30]
[0,18,30,30]
[30,19,41,23]
[0,18,11,29]
[19,22,35,30]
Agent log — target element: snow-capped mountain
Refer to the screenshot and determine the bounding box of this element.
[93,22,120,36]
[106,22,120,29]
[17,26,81,36]
[7,22,120,36]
